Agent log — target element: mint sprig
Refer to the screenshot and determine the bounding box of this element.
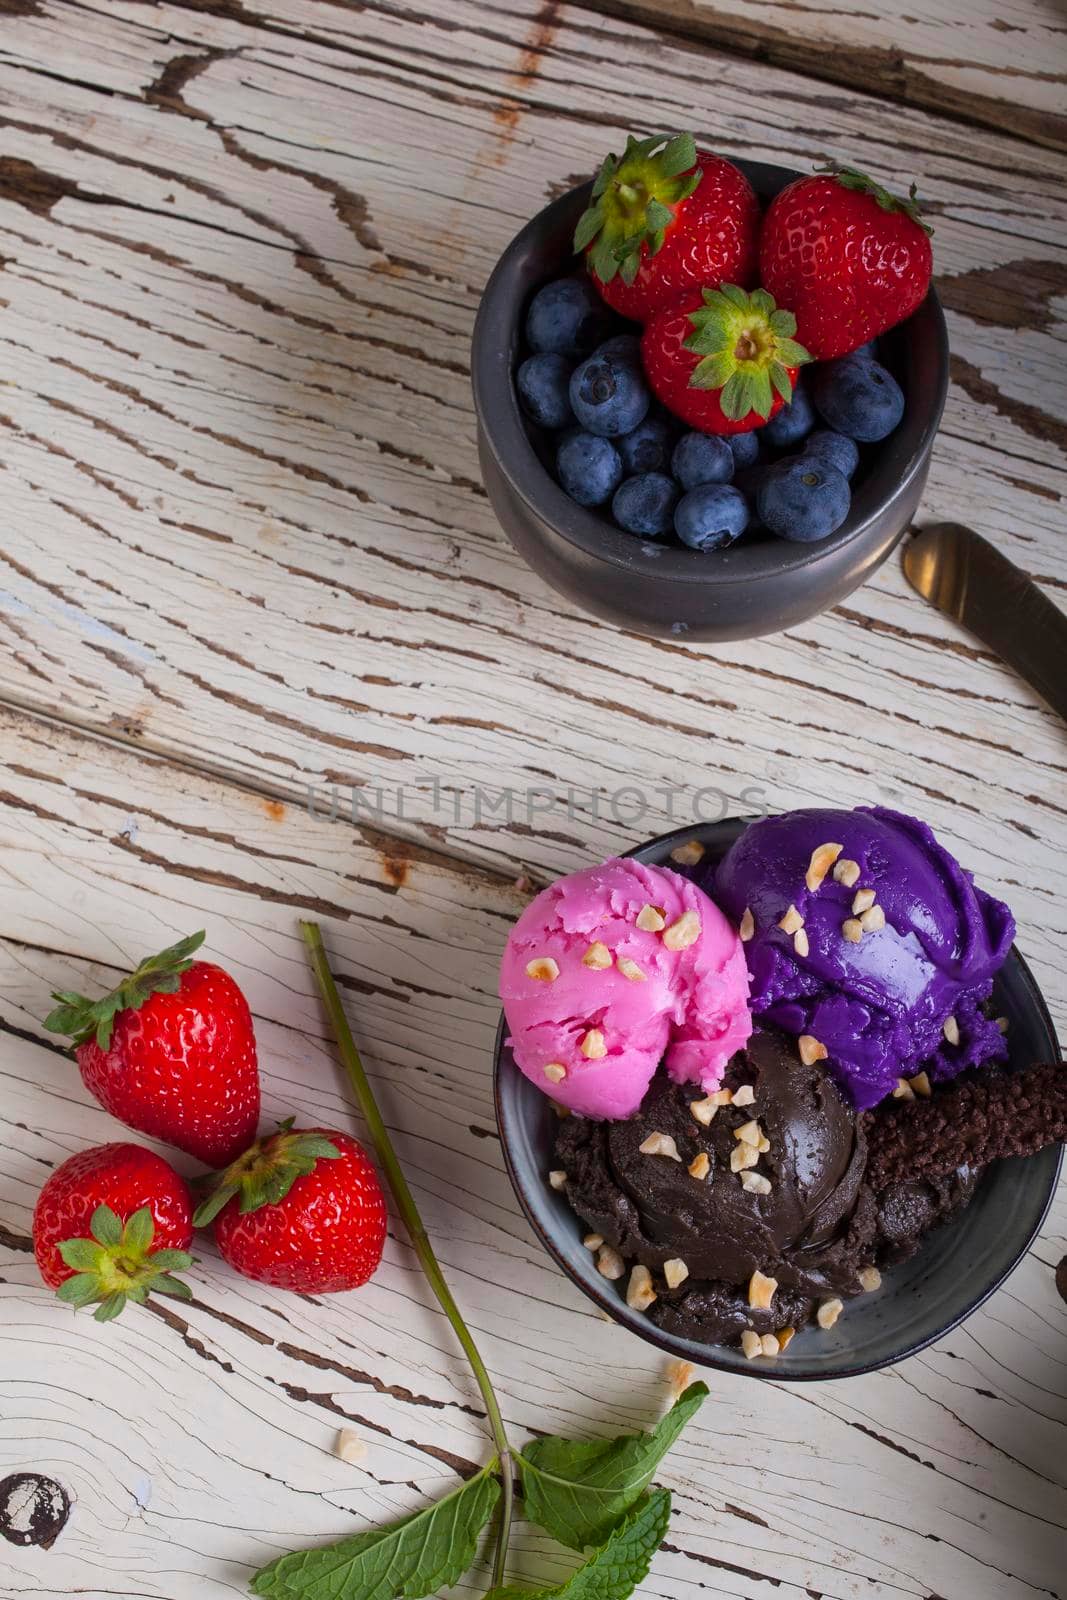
[251,1460,501,1598]
[486,1491,673,1600]
[518,1383,707,1551]
[279,925,707,1600]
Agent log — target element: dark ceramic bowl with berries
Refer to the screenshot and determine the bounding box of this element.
[493,819,1063,1380]
[472,151,948,642]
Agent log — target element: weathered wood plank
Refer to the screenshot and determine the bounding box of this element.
[590,0,1067,153]
[1,705,1065,1598]
[0,0,1063,905]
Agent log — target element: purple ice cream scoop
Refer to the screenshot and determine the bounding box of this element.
[713,806,1014,1108]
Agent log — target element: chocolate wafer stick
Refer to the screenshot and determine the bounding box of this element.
[865,1061,1067,1191]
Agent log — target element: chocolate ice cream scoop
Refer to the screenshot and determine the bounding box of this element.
[556,1030,867,1292]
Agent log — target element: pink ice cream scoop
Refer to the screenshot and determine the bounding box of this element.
[499,857,752,1118]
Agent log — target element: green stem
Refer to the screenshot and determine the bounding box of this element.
[300,920,515,1590]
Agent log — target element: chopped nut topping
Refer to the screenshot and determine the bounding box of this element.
[909,1070,932,1097]
[669,840,706,867]
[757,1135,771,1153]
[526,957,560,981]
[798,1034,828,1066]
[690,1089,731,1125]
[806,842,843,892]
[794,927,810,958]
[851,888,876,914]
[996,1015,1009,1034]
[859,904,885,932]
[730,1143,760,1173]
[741,1170,772,1195]
[663,1258,689,1289]
[833,858,861,888]
[734,1119,762,1148]
[748,1269,778,1310]
[583,1233,604,1252]
[636,904,666,932]
[335,1428,368,1465]
[543,1062,566,1083]
[548,1170,567,1191]
[778,904,804,935]
[739,906,755,942]
[817,1297,844,1329]
[942,1014,960,1046]
[760,1333,781,1357]
[663,910,701,950]
[841,917,863,943]
[741,1328,762,1360]
[552,1101,570,1120]
[639,1132,682,1161]
[858,1265,882,1292]
[597,1245,625,1281]
[892,1077,915,1101]
[777,1325,796,1351]
[626,1264,657,1312]
[617,957,647,983]
[582,941,613,970]
[579,1028,607,1059]
[732,1083,755,1107]
[666,1359,695,1396]
[688,1152,710,1181]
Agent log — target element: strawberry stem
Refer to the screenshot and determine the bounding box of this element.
[300,920,515,1590]
[44,931,206,1051]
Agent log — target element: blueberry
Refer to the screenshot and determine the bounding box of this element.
[811,355,905,442]
[526,277,610,357]
[852,340,878,361]
[727,430,760,470]
[569,352,650,437]
[612,472,679,538]
[761,385,816,450]
[672,432,734,490]
[516,352,574,430]
[674,484,749,551]
[757,457,851,542]
[802,429,860,481]
[597,332,642,366]
[617,413,675,474]
[556,430,623,507]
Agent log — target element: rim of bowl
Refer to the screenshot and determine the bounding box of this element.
[493,818,1063,1380]
[472,164,950,586]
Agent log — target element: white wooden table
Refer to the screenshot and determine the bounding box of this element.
[1,4,1065,1597]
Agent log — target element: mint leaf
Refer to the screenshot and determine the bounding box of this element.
[250,1462,500,1599]
[486,1489,671,1600]
[518,1383,706,1552]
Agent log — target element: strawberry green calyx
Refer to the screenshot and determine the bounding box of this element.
[44,931,206,1051]
[193,1120,341,1227]
[683,285,811,420]
[574,132,701,286]
[817,162,934,236]
[55,1204,194,1322]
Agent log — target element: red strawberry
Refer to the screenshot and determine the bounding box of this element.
[33,1142,194,1321]
[576,132,759,322]
[194,1123,386,1293]
[642,285,810,436]
[44,932,260,1168]
[760,165,934,360]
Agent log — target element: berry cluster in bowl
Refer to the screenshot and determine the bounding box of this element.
[514,134,933,552]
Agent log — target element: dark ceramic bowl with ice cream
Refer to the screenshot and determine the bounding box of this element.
[494,809,1063,1379]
